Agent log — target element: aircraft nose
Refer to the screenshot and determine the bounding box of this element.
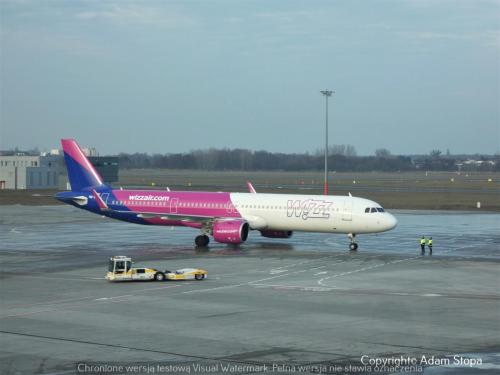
[384,213,398,230]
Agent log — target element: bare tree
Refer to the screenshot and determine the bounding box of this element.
[430,149,442,158]
[330,144,357,157]
[375,148,391,158]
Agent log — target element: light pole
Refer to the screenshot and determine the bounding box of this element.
[320,89,334,195]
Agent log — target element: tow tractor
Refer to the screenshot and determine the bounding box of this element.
[106,256,207,282]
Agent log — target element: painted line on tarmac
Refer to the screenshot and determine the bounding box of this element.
[317,255,420,286]
[252,283,337,292]
[214,269,267,277]
[0,284,185,318]
[270,269,288,274]
[15,274,103,282]
[249,269,311,284]
[178,269,314,295]
[94,295,133,301]
[308,265,326,270]
[42,370,76,375]
[250,284,500,300]
[170,264,336,296]
[269,253,345,271]
[4,295,108,310]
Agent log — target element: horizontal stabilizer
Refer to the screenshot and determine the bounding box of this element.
[72,196,88,206]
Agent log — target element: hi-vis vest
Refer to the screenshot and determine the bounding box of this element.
[428,239,433,246]
[420,239,426,245]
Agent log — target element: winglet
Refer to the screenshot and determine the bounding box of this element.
[246,181,257,194]
[92,189,109,211]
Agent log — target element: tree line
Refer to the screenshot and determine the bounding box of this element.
[117,145,499,172]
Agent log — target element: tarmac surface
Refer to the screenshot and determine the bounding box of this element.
[0,205,499,374]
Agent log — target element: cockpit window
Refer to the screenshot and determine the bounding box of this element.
[366,207,385,213]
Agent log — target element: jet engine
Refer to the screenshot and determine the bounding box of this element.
[260,230,293,239]
[213,220,249,244]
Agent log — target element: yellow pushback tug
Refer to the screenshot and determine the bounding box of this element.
[106,256,207,282]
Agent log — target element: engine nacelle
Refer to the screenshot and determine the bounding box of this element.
[213,220,249,244]
[260,230,293,239]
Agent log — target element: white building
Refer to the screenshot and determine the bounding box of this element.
[0,155,62,189]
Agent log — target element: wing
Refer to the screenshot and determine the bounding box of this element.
[136,212,217,223]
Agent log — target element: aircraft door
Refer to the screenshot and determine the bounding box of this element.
[170,198,179,214]
[342,199,353,221]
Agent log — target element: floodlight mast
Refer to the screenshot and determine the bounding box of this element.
[320,89,334,195]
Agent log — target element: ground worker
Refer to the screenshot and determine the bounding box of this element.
[428,237,433,255]
[420,236,426,254]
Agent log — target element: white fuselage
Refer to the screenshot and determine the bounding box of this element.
[230,193,397,234]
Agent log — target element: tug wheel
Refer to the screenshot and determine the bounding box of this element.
[154,272,165,281]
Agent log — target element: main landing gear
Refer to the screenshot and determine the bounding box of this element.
[195,234,210,247]
[348,233,358,251]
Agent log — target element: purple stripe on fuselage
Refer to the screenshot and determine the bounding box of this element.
[111,190,242,221]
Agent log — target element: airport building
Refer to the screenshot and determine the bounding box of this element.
[0,151,119,190]
[87,156,119,185]
[0,154,61,190]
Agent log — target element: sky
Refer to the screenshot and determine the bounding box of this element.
[1,0,499,156]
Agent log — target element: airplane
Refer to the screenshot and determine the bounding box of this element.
[55,139,397,250]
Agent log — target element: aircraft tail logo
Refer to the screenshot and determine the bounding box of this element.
[61,139,105,191]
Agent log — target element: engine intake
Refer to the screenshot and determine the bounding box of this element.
[213,220,249,244]
[260,230,293,239]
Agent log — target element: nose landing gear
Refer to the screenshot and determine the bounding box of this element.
[348,233,358,251]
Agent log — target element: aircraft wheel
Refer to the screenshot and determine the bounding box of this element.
[154,272,165,281]
[349,243,358,251]
[195,235,210,247]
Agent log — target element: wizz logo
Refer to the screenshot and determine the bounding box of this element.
[287,199,332,220]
